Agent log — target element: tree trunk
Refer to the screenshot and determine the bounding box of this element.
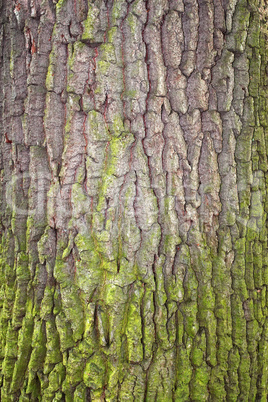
[0,0,268,400]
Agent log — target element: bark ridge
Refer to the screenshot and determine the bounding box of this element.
[0,0,268,400]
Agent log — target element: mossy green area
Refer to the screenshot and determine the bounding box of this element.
[2,0,268,400]
[81,3,100,42]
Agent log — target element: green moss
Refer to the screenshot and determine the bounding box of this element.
[97,60,110,75]
[99,43,116,63]
[10,316,34,392]
[56,0,67,12]
[141,288,155,360]
[226,0,250,52]
[60,285,84,342]
[46,48,56,91]
[249,50,261,97]
[12,287,28,328]
[226,347,240,400]
[125,285,144,362]
[107,27,118,43]
[37,227,51,265]
[111,0,125,25]
[142,350,173,400]
[15,252,29,279]
[253,242,263,288]
[193,244,213,283]
[55,312,74,352]
[125,89,137,98]
[257,316,268,388]
[54,258,72,287]
[26,215,46,250]
[73,233,103,292]
[208,366,227,400]
[12,253,30,327]
[3,323,18,363]
[175,347,191,400]
[10,47,14,79]
[250,191,263,219]
[81,3,99,42]
[206,312,217,367]
[73,382,87,401]
[181,302,199,338]
[183,265,198,302]
[40,286,54,319]
[235,137,252,162]
[74,232,94,252]
[44,318,62,368]
[83,353,106,390]
[28,319,46,372]
[238,351,251,400]
[247,9,260,48]
[127,12,138,35]
[86,110,110,141]
[95,229,110,243]
[163,234,181,255]
[93,133,134,231]
[191,332,206,367]
[231,295,247,350]
[246,218,258,242]
[231,245,248,300]
[155,260,167,306]
[190,362,210,401]
[43,363,65,400]
[111,114,125,137]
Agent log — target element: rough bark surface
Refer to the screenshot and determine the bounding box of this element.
[0,0,268,400]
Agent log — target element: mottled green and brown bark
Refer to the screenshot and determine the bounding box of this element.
[0,0,268,400]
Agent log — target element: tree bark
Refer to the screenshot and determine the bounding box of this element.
[0,0,268,400]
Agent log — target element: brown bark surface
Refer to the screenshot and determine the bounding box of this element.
[0,0,268,400]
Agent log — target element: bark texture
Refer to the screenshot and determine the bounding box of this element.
[0,0,268,400]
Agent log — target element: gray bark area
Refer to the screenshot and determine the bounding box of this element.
[0,0,268,400]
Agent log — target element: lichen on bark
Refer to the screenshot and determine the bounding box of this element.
[0,0,268,400]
